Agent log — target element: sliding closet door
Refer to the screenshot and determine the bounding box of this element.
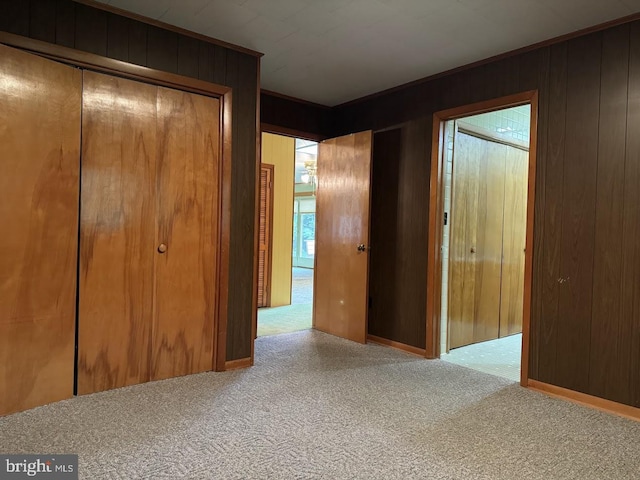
[77,71,157,394]
[151,87,220,380]
[0,45,81,415]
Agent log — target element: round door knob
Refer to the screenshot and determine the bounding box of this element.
[158,243,167,253]
[357,244,366,252]
[470,247,476,253]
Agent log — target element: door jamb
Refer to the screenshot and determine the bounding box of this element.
[426,90,539,387]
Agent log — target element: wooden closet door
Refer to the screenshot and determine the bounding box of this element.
[499,146,528,337]
[152,87,220,381]
[78,71,157,394]
[0,45,81,415]
[448,131,506,349]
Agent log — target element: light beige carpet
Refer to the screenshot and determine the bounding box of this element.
[1,330,639,479]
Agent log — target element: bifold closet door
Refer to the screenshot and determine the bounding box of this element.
[499,146,528,337]
[0,44,81,415]
[78,71,157,395]
[151,87,220,381]
[448,131,505,349]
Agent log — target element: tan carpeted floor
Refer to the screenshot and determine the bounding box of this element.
[1,330,638,479]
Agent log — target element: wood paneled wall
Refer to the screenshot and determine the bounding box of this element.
[261,91,334,140]
[334,22,640,408]
[369,123,429,348]
[261,133,295,307]
[0,0,259,361]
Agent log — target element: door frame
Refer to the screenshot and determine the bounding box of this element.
[426,90,538,387]
[0,31,233,373]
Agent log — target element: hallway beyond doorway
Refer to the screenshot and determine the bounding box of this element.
[257,268,313,336]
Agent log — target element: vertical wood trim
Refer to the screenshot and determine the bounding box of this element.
[215,90,232,371]
[252,59,261,358]
[426,118,445,359]
[521,91,539,386]
[427,91,538,387]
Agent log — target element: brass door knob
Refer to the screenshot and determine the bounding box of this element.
[158,243,167,253]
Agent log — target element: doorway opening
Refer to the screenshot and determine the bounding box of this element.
[257,134,317,337]
[428,92,538,385]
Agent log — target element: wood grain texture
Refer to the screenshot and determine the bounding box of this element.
[0,44,81,415]
[622,22,640,408]
[29,0,56,43]
[78,71,157,395]
[535,42,567,386]
[448,131,505,349]
[75,2,107,56]
[2,0,259,364]
[152,88,220,381]
[500,145,528,337]
[106,12,130,62]
[261,133,294,307]
[314,131,372,344]
[555,33,601,394]
[257,164,274,308]
[588,24,629,402]
[368,120,429,349]
[368,129,402,341]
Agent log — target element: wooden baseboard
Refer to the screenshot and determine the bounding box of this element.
[528,380,640,422]
[224,357,253,371]
[367,334,426,357]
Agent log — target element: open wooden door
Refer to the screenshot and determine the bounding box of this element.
[313,131,373,344]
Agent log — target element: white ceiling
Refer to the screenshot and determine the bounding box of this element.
[96,0,640,106]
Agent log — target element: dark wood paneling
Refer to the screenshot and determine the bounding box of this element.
[177,35,199,78]
[368,120,429,348]
[555,33,601,394]
[0,0,29,36]
[536,42,567,386]
[106,13,129,62]
[146,25,178,73]
[29,0,56,43]
[623,22,640,408]
[588,24,629,402]
[369,129,402,341]
[334,17,640,407]
[226,51,258,360]
[198,41,216,83]
[261,92,334,139]
[74,3,107,56]
[528,46,550,380]
[55,0,75,48]
[127,20,147,66]
[1,0,259,363]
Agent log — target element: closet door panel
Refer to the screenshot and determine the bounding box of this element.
[0,44,81,415]
[78,71,157,394]
[448,132,504,349]
[500,146,529,337]
[152,87,220,380]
